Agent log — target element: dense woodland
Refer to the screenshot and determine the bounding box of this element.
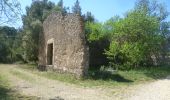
[0,0,170,70]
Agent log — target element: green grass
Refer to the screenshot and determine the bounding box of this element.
[0,71,39,100]
[10,70,35,83]
[18,64,170,88]
[119,66,170,83]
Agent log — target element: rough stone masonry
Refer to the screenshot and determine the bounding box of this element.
[38,12,89,77]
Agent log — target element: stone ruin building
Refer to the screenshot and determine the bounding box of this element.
[38,12,89,77]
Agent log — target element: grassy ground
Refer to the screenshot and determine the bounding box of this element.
[0,66,39,100]
[17,64,170,88]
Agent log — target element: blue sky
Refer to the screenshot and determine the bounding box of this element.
[14,0,170,28]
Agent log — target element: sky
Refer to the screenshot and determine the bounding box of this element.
[9,0,170,28]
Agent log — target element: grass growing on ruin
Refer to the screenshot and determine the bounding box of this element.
[17,64,170,87]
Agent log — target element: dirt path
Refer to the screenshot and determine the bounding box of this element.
[0,64,170,100]
[0,65,117,100]
[126,76,170,100]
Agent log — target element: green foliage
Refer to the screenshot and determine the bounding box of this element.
[104,0,170,70]
[22,0,70,63]
[85,22,104,42]
[76,0,170,70]
[0,26,21,63]
[85,21,110,69]
[22,0,56,63]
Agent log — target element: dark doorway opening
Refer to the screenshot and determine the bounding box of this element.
[47,43,53,65]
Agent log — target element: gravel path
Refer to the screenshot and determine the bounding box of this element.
[1,64,170,100]
[126,76,170,100]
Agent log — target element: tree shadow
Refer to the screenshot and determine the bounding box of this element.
[88,70,133,83]
[0,86,11,99]
[0,85,39,100]
[50,96,64,100]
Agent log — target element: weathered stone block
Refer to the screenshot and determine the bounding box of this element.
[38,12,89,77]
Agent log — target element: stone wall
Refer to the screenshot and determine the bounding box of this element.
[38,12,89,77]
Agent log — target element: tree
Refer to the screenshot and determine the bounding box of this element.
[22,0,55,62]
[57,0,63,9]
[83,12,95,23]
[22,0,69,63]
[83,12,109,69]
[104,0,170,69]
[0,0,21,25]
[105,10,163,69]
[72,0,81,15]
[53,0,68,15]
[0,26,18,63]
[135,0,170,65]
[85,21,110,69]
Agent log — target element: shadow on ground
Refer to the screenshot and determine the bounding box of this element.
[0,86,11,99]
[88,70,133,82]
[0,85,39,100]
[50,96,64,100]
